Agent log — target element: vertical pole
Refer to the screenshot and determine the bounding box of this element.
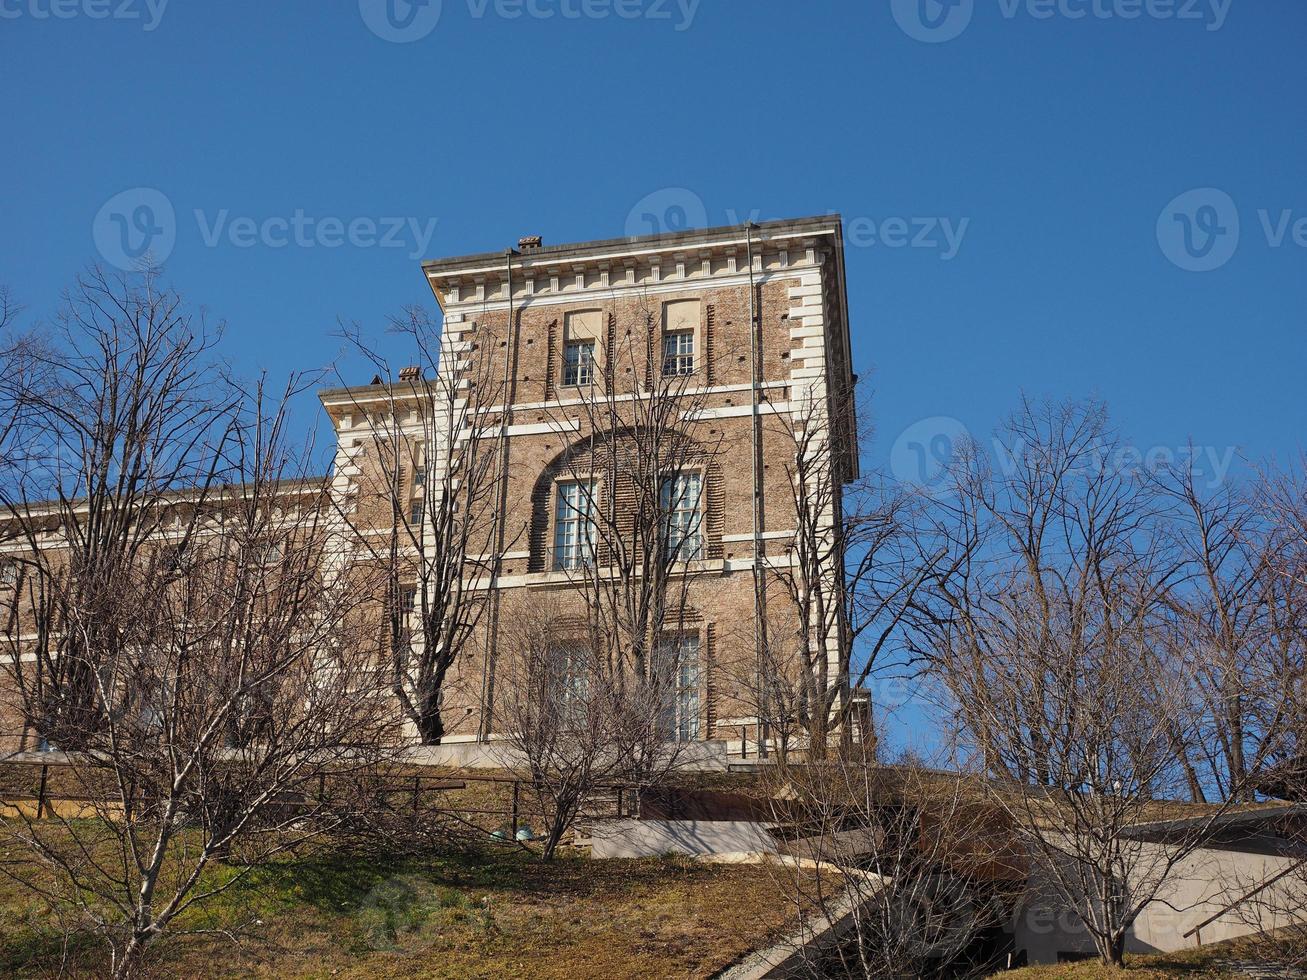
[746,224,768,760]
[412,775,421,816]
[479,249,517,741]
[35,764,49,820]
[511,780,520,838]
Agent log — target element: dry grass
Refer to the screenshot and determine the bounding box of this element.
[0,840,797,978]
[997,933,1306,978]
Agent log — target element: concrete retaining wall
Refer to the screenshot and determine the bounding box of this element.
[588,819,778,858]
[400,738,731,773]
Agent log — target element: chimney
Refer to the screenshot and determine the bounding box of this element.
[398,365,422,382]
[517,235,543,251]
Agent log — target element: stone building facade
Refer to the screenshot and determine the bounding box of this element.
[319,215,858,748]
[1,216,857,754]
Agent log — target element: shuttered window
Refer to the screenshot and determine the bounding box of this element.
[553,481,596,570]
[655,634,700,742]
[660,472,703,561]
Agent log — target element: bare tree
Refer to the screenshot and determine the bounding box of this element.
[1152,457,1304,802]
[916,396,1268,966]
[537,302,727,684]
[0,267,236,751]
[335,306,509,744]
[494,591,676,860]
[0,369,397,978]
[755,380,932,760]
[764,751,1024,979]
[1254,458,1307,799]
[0,286,34,474]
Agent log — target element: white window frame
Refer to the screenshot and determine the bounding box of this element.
[550,643,591,725]
[563,339,596,386]
[655,633,700,742]
[662,330,694,377]
[660,471,703,562]
[553,480,596,570]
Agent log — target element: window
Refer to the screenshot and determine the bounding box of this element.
[400,585,418,617]
[550,644,591,725]
[0,559,18,588]
[563,340,595,386]
[410,500,424,526]
[413,443,427,486]
[563,310,603,386]
[660,472,703,561]
[662,331,694,376]
[655,634,700,742]
[553,481,595,570]
[662,299,701,377]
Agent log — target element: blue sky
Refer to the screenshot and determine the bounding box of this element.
[3,0,1304,748]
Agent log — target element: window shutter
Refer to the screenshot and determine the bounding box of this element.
[544,319,558,400]
[704,303,716,384]
[644,320,654,391]
[606,469,639,566]
[706,461,725,560]
[606,313,616,386]
[704,623,718,737]
[528,480,552,573]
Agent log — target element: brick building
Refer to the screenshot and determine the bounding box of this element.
[1,215,857,755]
[319,215,858,750]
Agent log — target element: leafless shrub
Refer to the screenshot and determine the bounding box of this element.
[913,396,1273,966]
[0,267,237,751]
[494,591,687,860]
[764,751,1024,979]
[0,271,398,978]
[335,306,510,744]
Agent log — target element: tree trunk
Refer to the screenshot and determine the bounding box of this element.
[416,702,445,745]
